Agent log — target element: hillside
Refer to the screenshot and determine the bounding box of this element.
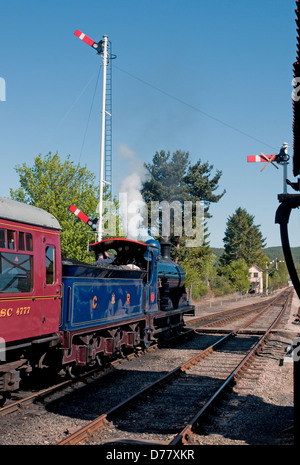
[210,246,300,266]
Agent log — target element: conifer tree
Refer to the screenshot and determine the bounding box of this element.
[220,207,266,267]
[141,149,225,245]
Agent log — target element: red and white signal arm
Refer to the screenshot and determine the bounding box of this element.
[69,205,97,230]
[247,154,275,162]
[247,152,278,172]
[74,29,103,53]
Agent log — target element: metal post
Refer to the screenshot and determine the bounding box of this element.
[98,35,108,242]
[282,142,289,195]
[283,161,288,194]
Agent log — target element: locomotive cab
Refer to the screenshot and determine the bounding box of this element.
[90,238,152,280]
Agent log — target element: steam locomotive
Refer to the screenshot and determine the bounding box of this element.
[0,197,194,403]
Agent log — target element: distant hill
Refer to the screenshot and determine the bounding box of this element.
[210,248,224,262]
[210,246,300,266]
[264,246,300,265]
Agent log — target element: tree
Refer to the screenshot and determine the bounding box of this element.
[141,150,225,243]
[183,159,225,218]
[182,246,217,299]
[221,258,250,294]
[142,150,189,205]
[220,208,266,267]
[268,261,289,291]
[209,274,233,296]
[10,152,118,261]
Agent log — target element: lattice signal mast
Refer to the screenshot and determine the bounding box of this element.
[74,29,115,241]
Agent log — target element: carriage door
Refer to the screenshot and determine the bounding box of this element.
[43,244,61,333]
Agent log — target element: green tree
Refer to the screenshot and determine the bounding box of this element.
[142,150,225,216]
[221,258,250,294]
[220,207,266,267]
[141,150,225,243]
[183,159,225,218]
[10,152,118,261]
[268,261,289,291]
[209,274,233,296]
[142,150,189,205]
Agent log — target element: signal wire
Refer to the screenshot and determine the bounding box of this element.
[114,64,277,151]
[78,65,102,162]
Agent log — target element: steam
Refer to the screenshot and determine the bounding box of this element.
[118,144,151,240]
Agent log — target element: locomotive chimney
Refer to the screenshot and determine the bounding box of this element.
[160,242,172,260]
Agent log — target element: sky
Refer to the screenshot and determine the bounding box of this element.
[0,0,299,248]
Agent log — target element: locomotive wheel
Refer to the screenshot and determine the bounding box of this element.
[95,354,103,367]
[162,329,170,341]
[66,364,84,379]
[142,330,151,349]
[118,346,126,358]
[172,324,182,336]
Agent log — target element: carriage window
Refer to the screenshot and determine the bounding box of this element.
[19,232,25,251]
[0,230,33,251]
[19,232,32,251]
[25,233,33,251]
[0,229,6,248]
[7,230,15,250]
[0,252,33,293]
[45,246,55,284]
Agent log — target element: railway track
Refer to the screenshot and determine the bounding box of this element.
[56,288,293,446]
[0,346,158,417]
[185,291,289,329]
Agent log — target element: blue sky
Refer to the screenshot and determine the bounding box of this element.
[0,0,298,248]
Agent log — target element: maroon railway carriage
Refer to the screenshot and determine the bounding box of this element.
[0,198,61,394]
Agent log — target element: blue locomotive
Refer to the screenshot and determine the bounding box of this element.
[59,237,194,371]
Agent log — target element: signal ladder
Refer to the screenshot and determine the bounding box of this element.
[105,41,113,198]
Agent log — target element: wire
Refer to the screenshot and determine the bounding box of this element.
[114,64,278,151]
[58,73,97,127]
[78,65,102,162]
